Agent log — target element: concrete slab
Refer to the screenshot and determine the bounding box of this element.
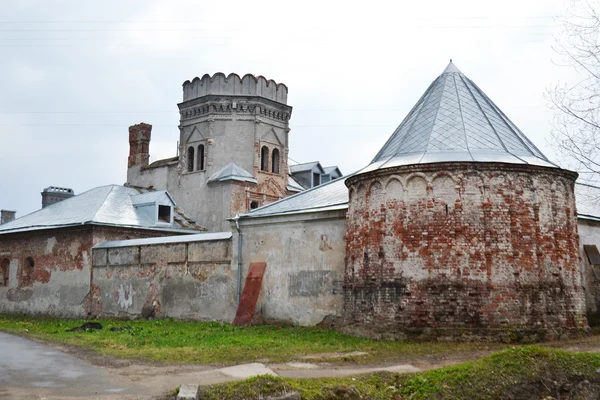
[177,383,199,400]
[286,362,319,369]
[274,363,420,379]
[218,363,278,379]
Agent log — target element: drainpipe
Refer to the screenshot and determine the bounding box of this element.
[232,214,243,305]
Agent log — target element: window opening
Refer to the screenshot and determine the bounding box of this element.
[250,200,259,210]
[260,146,269,171]
[197,144,205,170]
[271,148,280,174]
[23,256,34,286]
[158,205,172,223]
[187,147,195,172]
[313,172,320,187]
[0,258,8,286]
[584,245,600,265]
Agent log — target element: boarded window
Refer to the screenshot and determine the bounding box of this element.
[187,147,195,172]
[260,146,269,171]
[158,205,172,223]
[0,258,8,286]
[22,256,34,286]
[271,149,280,174]
[584,245,600,265]
[197,144,205,170]
[313,172,320,187]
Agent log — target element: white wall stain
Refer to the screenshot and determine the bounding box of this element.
[45,237,57,255]
[118,284,134,309]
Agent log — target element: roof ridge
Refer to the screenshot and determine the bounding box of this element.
[89,185,119,223]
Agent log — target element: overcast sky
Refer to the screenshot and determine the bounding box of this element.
[0,0,578,217]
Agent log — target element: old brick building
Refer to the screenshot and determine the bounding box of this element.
[0,185,203,317]
[1,63,599,341]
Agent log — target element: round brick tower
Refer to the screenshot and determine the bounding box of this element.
[343,62,587,341]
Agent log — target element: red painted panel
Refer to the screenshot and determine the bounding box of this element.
[233,262,266,326]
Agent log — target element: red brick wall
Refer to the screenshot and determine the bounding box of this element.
[344,162,586,340]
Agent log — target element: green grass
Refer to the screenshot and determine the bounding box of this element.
[0,315,502,365]
[199,346,600,399]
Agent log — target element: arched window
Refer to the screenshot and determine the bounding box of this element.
[22,256,34,286]
[197,144,205,171]
[0,258,8,286]
[271,148,280,174]
[187,147,195,172]
[250,200,259,210]
[260,146,269,171]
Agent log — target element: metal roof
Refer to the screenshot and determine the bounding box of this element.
[368,61,556,170]
[130,190,174,206]
[289,161,323,174]
[575,183,600,222]
[241,174,351,218]
[0,185,204,235]
[207,162,257,184]
[93,232,232,249]
[287,176,304,192]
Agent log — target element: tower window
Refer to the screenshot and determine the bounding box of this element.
[0,258,8,286]
[187,147,195,172]
[198,144,205,170]
[271,148,280,174]
[260,146,269,171]
[158,205,172,223]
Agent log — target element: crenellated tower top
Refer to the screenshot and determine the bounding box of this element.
[182,73,288,104]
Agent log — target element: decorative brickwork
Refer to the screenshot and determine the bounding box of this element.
[343,162,587,341]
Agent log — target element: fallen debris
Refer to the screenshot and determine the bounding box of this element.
[66,322,103,332]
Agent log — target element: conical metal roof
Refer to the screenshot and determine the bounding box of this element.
[367,61,556,171]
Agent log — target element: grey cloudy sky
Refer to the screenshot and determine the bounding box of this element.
[0,0,576,217]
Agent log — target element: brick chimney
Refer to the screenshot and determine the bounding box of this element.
[0,210,16,224]
[128,123,152,168]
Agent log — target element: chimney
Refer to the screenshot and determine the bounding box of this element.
[41,186,75,209]
[0,210,16,224]
[128,123,152,168]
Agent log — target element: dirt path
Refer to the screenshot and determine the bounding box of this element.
[7,333,600,399]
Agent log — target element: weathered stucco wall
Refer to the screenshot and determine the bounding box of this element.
[236,210,346,326]
[344,162,586,340]
[0,227,93,317]
[91,235,236,320]
[578,218,600,323]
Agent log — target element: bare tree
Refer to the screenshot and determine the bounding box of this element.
[549,0,600,184]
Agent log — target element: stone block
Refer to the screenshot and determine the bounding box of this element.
[177,383,199,400]
[92,249,107,266]
[188,241,230,263]
[107,247,139,266]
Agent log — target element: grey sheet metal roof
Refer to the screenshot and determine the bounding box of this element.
[130,190,174,206]
[241,174,351,218]
[575,183,600,221]
[287,176,304,192]
[368,61,556,170]
[289,161,323,173]
[0,185,204,235]
[94,232,232,249]
[207,162,257,184]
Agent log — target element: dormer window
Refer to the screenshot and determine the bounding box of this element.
[131,191,176,227]
[158,205,172,223]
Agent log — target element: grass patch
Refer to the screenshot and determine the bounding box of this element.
[199,346,600,399]
[0,315,502,365]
